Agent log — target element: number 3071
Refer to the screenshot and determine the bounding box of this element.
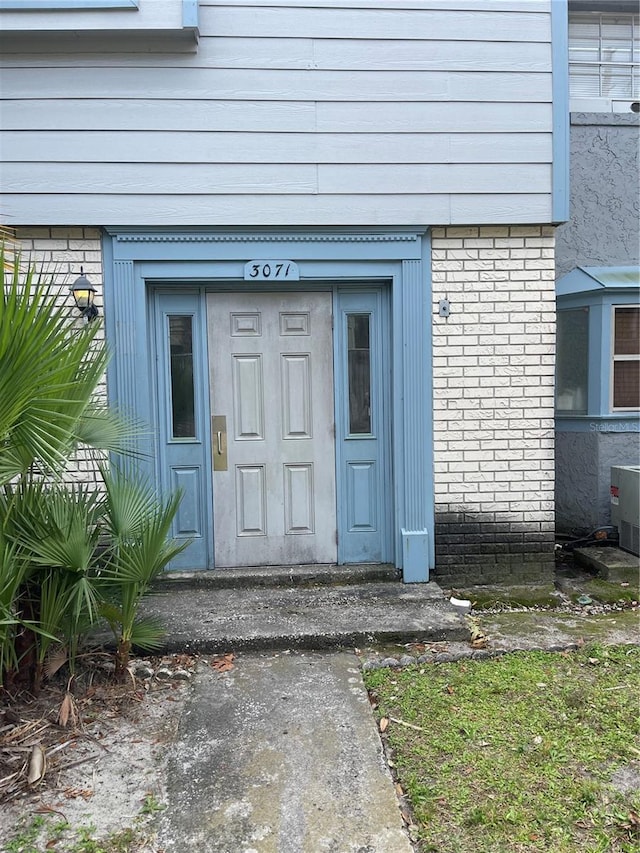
[244,260,300,281]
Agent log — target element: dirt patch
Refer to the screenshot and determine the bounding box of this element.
[0,656,194,852]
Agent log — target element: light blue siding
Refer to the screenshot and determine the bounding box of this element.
[0,0,559,227]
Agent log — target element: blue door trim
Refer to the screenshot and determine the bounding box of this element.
[103,228,434,580]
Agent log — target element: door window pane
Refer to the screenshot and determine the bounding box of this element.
[347,314,371,434]
[168,314,196,438]
[556,308,589,414]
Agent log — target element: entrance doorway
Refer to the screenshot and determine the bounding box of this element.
[152,284,391,570]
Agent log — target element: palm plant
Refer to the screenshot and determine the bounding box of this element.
[1,251,185,689]
[1,257,110,485]
[8,481,103,690]
[98,468,188,679]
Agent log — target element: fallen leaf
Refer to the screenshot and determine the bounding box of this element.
[379,717,389,733]
[58,693,78,729]
[28,744,46,786]
[64,788,93,800]
[446,685,455,695]
[211,653,235,673]
[395,782,404,797]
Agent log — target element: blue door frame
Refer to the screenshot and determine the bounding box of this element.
[103,229,435,581]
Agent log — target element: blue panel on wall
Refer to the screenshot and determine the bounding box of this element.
[402,530,430,583]
[347,461,377,532]
[171,466,202,537]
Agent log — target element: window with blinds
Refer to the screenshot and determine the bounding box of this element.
[569,13,639,99]
[612,306,640,410]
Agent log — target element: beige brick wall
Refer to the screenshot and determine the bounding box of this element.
[430,225,556,585]
[15,227,106,488]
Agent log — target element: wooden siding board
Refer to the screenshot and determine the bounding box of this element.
[0,193,551,226]
[0,38,552,72]
[2,162,552,195]
[1,99,553,135]
[1,67,552,102]
[0,130,552,164]
[201,5,550,42]
[317,164,552,195]
[3,163,320,194]
[208,1,548,10]
[0,99,318,131]
[316,102,553,133]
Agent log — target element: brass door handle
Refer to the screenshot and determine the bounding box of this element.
[212,415,227,471]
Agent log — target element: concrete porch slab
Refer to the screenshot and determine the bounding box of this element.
[141,579,468,654]
[154,562,400,590]
[574,546,640,584]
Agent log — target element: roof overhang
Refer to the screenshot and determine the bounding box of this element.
[556,265,640,297]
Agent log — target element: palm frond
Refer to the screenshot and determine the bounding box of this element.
[0,251,109,482]
[129,616,166,651]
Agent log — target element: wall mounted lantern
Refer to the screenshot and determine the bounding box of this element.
[71,267,99,322]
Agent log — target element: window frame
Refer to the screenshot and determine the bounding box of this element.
[569,10,640,107]
[610,303,640,412]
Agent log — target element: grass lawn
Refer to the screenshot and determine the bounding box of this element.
[364,644,640,853]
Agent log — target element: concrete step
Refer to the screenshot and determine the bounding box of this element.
[153,562,400,590]
[141,578,469,654]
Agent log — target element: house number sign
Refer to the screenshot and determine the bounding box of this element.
[244,260,300,281]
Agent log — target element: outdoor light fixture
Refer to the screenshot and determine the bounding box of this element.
[71,267,99,322]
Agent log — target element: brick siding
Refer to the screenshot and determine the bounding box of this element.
[15,227,106,489]
[431,226,557,586]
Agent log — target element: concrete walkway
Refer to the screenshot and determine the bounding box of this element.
[147,564,638,853]
[157,651,413,853]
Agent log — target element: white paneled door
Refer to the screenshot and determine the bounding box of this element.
[207,292,337,567]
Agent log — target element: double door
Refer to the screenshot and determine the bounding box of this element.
[152,287,389,570]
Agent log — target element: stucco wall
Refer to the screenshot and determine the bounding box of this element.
[555,113,640,279]
[554,111,640,533]
[556,429,640,532]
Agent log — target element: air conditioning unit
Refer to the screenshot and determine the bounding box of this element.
[610,466,640,556]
